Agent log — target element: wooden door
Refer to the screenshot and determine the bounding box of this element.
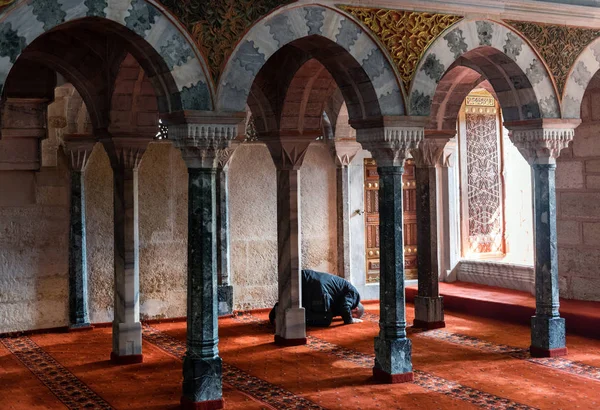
[364,159,418,282]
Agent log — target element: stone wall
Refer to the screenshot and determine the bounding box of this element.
[556,73,600,301]
[0,159,70,333]
[229,142,338,310]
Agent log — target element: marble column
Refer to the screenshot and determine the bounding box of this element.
[168,113,243,410]
[216,146,237,316]
[412,135,451,329]
[265,137,313,346]
[64,138,96,330]
[102,137,148,364]
[356,120,423,383]
[507,120,578,358]
[331,140,362,280]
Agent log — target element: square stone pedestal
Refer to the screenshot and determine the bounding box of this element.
[181,356,223,409]
[373,337,413,383]
[275,307,306,346]
[217,285,233,316]
[413,296,445,329]
[530,315,567,357]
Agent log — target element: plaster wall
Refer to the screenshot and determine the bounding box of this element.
[555,73,600,301]
[228,142,338,310]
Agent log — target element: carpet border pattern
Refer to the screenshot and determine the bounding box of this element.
[1,336,114,410]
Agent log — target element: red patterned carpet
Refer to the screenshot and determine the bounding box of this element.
[1,301,600,409]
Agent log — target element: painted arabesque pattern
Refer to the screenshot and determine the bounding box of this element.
[0,0,211,110]
[410,20,560,119]
[339,5,462,96]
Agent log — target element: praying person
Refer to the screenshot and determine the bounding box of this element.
[269,269,365,327]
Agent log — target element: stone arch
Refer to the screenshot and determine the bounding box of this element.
[410,19,559,120]
[0,0,212,112]
[217,5,405,118]
[562,37,600,118]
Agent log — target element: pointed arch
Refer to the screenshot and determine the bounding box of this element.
[562,37,600,118]
[217,5,405,118]
[410,20,559,120]
[0,0,213,111]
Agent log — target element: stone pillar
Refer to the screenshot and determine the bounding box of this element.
[0,98,50,170]
[63,137,96,330]
[331,140,362,280]
[264,135,314,346]
[355,118,423,383]
[507,119,579,358]
[101,136,149,364]
[411,134,451,329]
[216,145,237,316]
[437,139,459,282]
[169,112,243,410]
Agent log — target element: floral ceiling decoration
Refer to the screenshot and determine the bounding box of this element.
[338,5,462,93]
[505,20,600,96]
[158,0,294,83]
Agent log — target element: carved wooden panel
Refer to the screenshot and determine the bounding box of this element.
[364,158,418,283]
[458,94,505,257]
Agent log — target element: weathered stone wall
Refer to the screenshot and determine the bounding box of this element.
[138,142,188,319]
[0,159,70,333]
[229,142,338,310]
[556,73,600,301]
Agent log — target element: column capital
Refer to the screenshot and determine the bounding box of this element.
[263,131,319,170]
[165,111,245,169]
[504,119,580,165]
[217,141,240,170]
[330,139,362,167]
[412,130,455,168]
[63,135,97,172]
[99,134,150,170]
[353,117,425,167]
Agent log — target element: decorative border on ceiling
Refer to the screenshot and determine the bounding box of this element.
[338,5,462,94]
[504,20,600,97]
[158,0,295,84]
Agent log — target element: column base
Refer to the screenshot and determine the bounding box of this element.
[217,285,233,316]
[530,346,568,358]
[372,367,414,384]
[274,335,307,346]
[414,296,444,327]
[68,323,94,332]
[275,307,306,341]
[110,352,143,364]
[180,397,224,410]
[413,319,446,330]
[374,337,413,377]
[182,356,222,406]
[531,315,566,353]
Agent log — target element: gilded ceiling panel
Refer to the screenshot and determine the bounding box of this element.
[505,20,600,96]
[338,5,462,93]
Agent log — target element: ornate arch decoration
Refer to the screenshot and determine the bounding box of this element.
[217,5,405,118]
[410,20,560,120]
[0,0,213,111]
[562,37,600,118]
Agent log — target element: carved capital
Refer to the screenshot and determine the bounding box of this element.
[356,127,423,167]
[264,137,313,171]
[63,135,96,172]
[1,98,50,140]
[217,142,240,169]
[411,137,450,168]
[331,139,362,167]
[505,120,580,165]
[165,111,245,169]
[100,135,150,170]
